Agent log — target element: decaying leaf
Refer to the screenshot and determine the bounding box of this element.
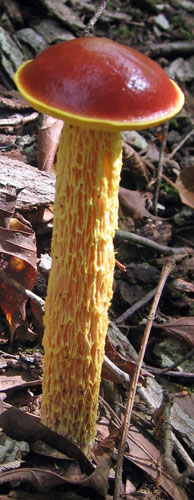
[122,142,149,187]
[38,116,63,172]
[0,406,110,497]
[154,317,194,347]
[96,404,188,500]
[119,186,153,227]
[175,166,194,208]
[105,335,150,381]
[0,188,37,342]
[125,425,189,500]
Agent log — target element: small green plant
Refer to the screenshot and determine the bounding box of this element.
[160,181,179,202]
[170,15,194,40]
[115,26,131,39]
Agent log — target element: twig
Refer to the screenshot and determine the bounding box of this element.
[113,258,175,500]
[115,230,186,255]
[103,355,131,389]
[99,395,160,466]
[145,158,177,190]
[145,127,194,193]
[140,40,194,58]
[0,270,45,312]
[158,346,194,375]
[84,0,108,35]
[159,371,194,378]
[156,391,194,481]
[116,287,157,324]
[153,122,169,216]
[137,386,194,471]
[172,433,194,471]
[157,392,180,478]
[168,127,194,160]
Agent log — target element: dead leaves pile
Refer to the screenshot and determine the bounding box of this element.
[0,405,111,498]
[0,188,37,343]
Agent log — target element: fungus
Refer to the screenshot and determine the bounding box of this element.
[14,37,184,454]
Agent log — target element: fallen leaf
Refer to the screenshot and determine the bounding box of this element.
[175,166,194,208]
[0,220,37,342]
[38,116,63,172]
[0,406,110,497]
[125,425,188,500]
[0,406,92,473]
[119,186,152,227]
[105,335,149,380]
[122,142,149,187]
[154,317,194,347]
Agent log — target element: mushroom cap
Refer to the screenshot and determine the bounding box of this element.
[14,37,184,131]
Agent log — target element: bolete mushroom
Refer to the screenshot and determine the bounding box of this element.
[14,37,184,454]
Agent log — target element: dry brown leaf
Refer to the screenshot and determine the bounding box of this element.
[119,186,152,227]
[95,413,188,500]
[38,116,63,172]
[0,406,92,472]
[122,142,149,187]
[175,166,194,208]
[0,407,110,497]
[154,317,194,347]
[126,425,188,500]
[0,219,37,342]
[105,335,149,381]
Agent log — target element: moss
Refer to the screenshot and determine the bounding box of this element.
[114,26,132,39]
[170,15,194,40]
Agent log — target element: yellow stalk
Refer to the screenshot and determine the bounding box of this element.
[41,123,122,453]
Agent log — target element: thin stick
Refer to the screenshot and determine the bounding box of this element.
[145,158,177,190]
[115,230,186,255]
[168,127,194,160]
[159,346,194,375]
[113,258,175,500]
[116,287,157,324]
[103,355,131,389]
[153,122,169,215]
[0,270,45,312]
[84,0,108,35]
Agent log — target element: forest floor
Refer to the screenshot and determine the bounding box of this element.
[0,1,194,499]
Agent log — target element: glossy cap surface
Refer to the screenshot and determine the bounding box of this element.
[14,37,184,131]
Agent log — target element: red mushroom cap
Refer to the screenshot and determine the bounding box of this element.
[14,37,184,131]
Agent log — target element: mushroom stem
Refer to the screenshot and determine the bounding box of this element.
[41,123,122,453]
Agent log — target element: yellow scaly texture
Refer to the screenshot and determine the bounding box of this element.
[41,124,122,453]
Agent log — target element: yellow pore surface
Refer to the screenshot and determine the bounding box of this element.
[41,124,122,453]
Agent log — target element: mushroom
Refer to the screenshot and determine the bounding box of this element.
[14,37,184,454]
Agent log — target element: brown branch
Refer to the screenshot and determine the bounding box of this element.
[158,347,194,375]
[145,158,177,190]
[0,270,45,312]
[84,0,108,35]
[168,127,194,160]
[116,286,157,324]
[139,40,194,58]
[153,122,169,216]
[113,258,175,500]
[115,230,186,255]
